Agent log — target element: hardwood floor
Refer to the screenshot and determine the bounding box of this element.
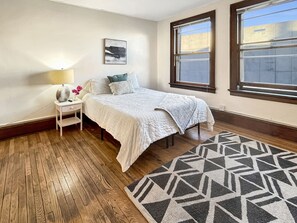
[0,120,297,223]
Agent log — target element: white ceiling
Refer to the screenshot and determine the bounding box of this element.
[49,0,217,21]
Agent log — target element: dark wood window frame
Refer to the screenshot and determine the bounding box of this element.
[170,10,216,93]
[230,0,297,104]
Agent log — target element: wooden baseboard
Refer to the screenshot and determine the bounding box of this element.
[0,114,76,140]
[1,110,297,143]
[211,109,297,142]
[0,114,120,143]
[0,117,56,140]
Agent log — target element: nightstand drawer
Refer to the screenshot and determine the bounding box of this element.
[61,104,81,112]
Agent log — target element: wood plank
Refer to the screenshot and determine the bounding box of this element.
[35,146,54,222]
[36,133,68,223]
[0,120,296,223]
[47,182,64,223]
[10,138,20,223]
[30,149,46,223]
[55,139,110,223]
[64,135,129,223]
[56,153,95,223]
[37,139,64,223]
[46,143,72,223]
[18,137,28,223]
[25,139,36,223]
[0,140,9,219]
[0,139,14,223]
[49,143,81,223]
[68,131,147,222]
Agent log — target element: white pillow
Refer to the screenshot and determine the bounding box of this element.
[90,78,111,95]
[109,81,135,95]
[127,73,140,89]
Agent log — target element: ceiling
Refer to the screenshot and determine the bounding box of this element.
[49,0,217,21]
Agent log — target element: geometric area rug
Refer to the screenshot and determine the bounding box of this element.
[125,131,297,223]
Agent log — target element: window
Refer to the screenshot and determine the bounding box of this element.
[230,0,297,104]
[170,11,216,93]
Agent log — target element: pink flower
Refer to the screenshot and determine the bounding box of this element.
[72,85,83,95]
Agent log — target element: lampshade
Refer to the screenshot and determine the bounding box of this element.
[48,69,74,85]
[48,69,74,102]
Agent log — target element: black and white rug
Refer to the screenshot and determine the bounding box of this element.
[125,131,297,223]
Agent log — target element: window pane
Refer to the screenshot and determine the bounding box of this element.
[179,20,211,53]
[176,54,210,84]
[230,0,297,103]
[241,39,297,49]
[241,47,297,85]
[170,10,215,93]
[241,1,297,44]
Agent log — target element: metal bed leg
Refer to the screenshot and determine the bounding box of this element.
[198,123,200,137]
[101,128,105,141]
[166,137,169,148]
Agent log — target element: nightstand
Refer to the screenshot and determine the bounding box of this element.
[55,99,83,136]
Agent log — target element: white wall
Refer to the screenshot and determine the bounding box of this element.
[157,0,297,128]
[0,0,157,126]
[2,0,296,129]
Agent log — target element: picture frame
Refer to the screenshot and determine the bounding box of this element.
[104,38,127,65]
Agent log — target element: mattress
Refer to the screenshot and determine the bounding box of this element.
[83,88,215,172]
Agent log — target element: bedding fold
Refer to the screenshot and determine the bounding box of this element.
[155,94,197,134]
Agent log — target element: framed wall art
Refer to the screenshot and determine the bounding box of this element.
[104,38,127,65]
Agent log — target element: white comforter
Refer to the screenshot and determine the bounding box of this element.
[83,88,214,172]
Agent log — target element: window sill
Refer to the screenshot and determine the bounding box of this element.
[229,89,297,104]
[170,82,216,93]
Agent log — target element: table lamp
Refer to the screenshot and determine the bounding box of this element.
[49,69,74,102]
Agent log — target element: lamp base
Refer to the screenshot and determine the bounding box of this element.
[56,85,70,102]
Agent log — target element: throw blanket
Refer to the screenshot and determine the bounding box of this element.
[155,94,197,134]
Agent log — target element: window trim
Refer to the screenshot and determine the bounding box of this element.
[230,0,297,104]
[170,10,216,93]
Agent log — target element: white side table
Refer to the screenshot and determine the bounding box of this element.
[55,99,83,136]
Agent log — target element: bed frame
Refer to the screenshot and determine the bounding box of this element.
[100,122,200,148]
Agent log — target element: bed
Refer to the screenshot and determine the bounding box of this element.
[83,87,214,172]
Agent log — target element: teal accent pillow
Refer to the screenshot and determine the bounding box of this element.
[107,73,128,83]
